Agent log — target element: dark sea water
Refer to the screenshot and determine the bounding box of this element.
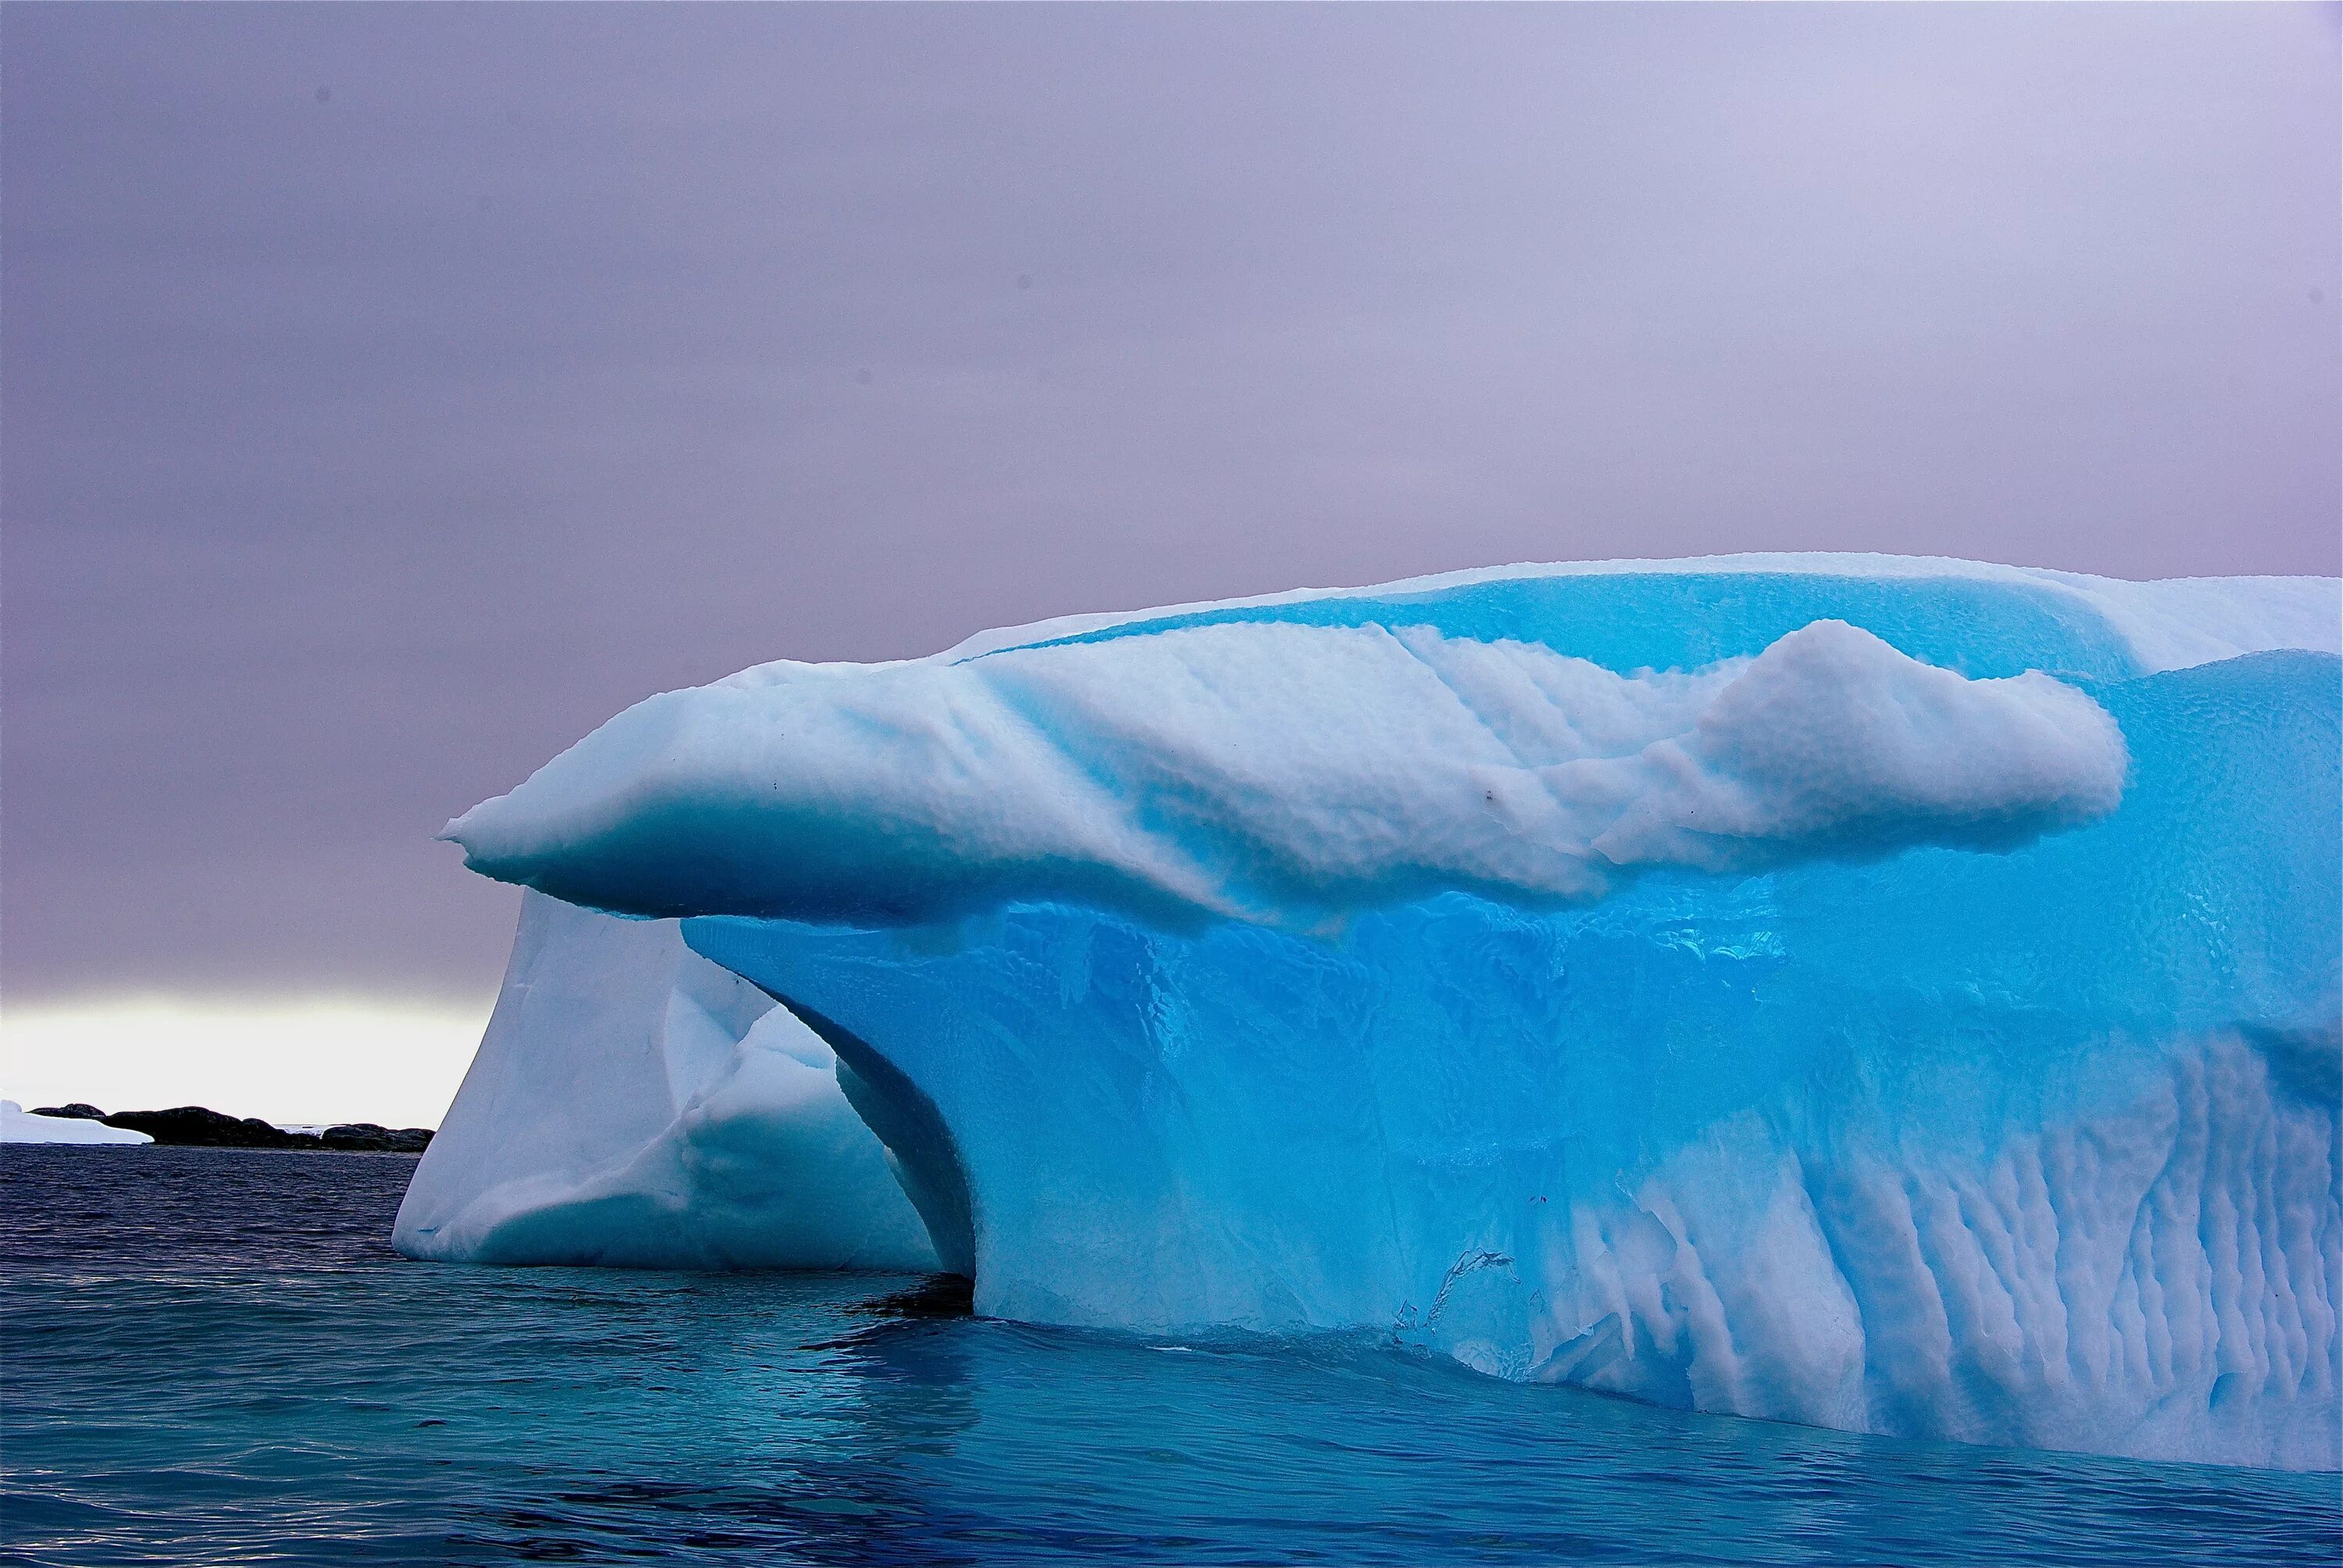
[3,1148,2335,1566]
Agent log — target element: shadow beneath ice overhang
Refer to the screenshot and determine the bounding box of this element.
[854,1273,975,1320]
[761,992,979,1285]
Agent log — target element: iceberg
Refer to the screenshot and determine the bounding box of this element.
[0,1101,152,1145]
[428,554,2341,1470]
[393,892,936,1271]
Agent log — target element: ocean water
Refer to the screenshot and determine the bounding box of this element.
[3,1148,2334,1566]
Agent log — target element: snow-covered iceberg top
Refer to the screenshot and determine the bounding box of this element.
[925,551,2341,673]
[437,555,2287,932]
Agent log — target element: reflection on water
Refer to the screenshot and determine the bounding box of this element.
[3,1146,2334,1566]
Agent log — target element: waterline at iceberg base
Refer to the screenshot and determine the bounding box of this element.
[405,555,2342,1473]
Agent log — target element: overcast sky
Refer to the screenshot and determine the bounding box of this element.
[5,2,2338,1015]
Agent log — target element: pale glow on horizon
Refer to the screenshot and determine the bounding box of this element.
[0,997,492,1128]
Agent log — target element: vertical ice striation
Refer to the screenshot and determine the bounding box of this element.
[430,558,2341,1468]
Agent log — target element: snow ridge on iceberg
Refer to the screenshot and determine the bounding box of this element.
[425,557,2341,1472]
[450,617,2127,932]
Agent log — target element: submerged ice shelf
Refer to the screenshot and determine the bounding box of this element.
[414,554,2341,1470]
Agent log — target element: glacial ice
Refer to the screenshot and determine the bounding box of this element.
[433,555,2341,1470]
[392,892,936,1271]
[0,1101,152,1145]
[448,615,2130,932]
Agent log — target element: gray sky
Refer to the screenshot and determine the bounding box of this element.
[5,2,2338,1007]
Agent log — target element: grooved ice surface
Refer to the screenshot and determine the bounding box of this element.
[439,558,2341,1469]
[392,892,936,1272]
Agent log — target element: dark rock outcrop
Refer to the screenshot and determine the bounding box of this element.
[320,1123,433,1153]
[30,1103,107,1121]
[101,1107,312,1147]
[91,1106,433,1152]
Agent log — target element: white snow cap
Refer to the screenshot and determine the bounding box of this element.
[1586,618,2126,871]
[449,616,2127,931]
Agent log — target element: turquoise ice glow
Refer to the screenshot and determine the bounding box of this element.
[432,558,2342,1470]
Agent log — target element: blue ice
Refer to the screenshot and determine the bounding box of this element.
[421,557,2341,1469]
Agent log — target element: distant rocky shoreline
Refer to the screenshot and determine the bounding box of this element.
[30,1103,433,1153]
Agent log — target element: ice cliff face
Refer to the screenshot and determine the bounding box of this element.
[423,555,2341,1470]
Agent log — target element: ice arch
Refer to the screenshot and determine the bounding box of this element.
[419,556,2341,1470]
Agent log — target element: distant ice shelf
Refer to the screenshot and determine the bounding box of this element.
[417,554,2341,1471]
[2,1101,152,1145]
